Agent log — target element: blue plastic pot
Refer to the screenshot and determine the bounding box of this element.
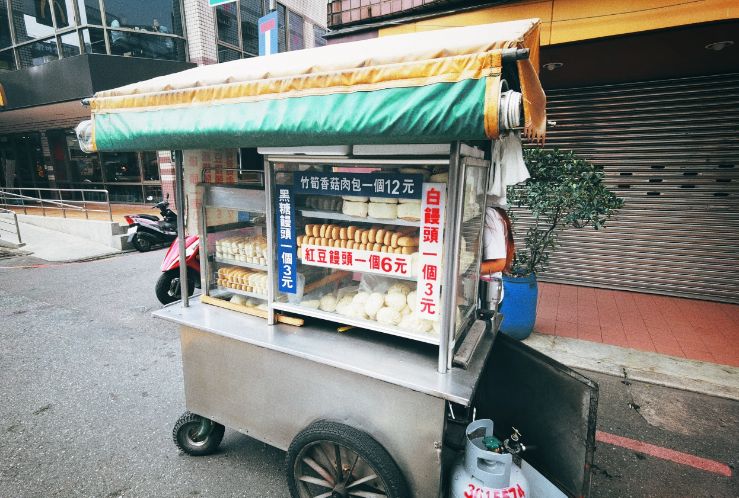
[499,274,538,340]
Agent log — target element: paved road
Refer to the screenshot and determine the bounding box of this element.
[0,251,736,497]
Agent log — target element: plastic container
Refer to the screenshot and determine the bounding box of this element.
[499,274,538,340]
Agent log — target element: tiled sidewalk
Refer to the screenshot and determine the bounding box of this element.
[534,282,739,367]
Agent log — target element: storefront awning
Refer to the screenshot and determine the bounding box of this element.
[78,19,546,152]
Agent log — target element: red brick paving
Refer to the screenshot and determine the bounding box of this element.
[534,283,739,367]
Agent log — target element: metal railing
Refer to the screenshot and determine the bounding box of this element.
[0,187,113,222]
[0,208,23,246]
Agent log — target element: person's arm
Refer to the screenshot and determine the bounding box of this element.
[481,258,506,275]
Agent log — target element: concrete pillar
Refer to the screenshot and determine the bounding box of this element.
[183,0,218,66]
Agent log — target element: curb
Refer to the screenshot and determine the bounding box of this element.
[523,333,739,401]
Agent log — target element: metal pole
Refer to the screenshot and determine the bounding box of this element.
[264,157,275,325]
[105,190,113,221]
[82,190,88,219]
[13,211,21,245]
[174,150,189,308]
[438,142,464,374]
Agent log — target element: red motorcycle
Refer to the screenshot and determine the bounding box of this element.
[155,235,201,304]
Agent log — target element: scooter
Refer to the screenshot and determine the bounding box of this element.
[124,195,178,252]
[155,235,201,305]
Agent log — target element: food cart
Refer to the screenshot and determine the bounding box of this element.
[77,19,597,497]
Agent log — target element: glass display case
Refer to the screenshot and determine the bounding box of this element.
[198,184,271,315]
[265,146,490,348]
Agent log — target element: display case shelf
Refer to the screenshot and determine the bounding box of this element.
[214,257,268,271]
[271,302,440,345]
[216,286,267,301]
[300,209,421,227]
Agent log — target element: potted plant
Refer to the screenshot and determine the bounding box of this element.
[499,148,624,339]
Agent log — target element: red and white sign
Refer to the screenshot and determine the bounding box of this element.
[415,183,446,320]
[302,245,412,278]
[464,483,526,498]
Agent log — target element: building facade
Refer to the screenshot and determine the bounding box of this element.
[0,0,326,204]
[325,0,739,303]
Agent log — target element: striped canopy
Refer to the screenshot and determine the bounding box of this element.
[79,19,546,152]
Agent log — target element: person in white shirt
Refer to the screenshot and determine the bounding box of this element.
[480,206,514,305]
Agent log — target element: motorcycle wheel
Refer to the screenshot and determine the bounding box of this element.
[155,269,197,305]
[132,232,155,252]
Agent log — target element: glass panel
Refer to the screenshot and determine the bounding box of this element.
[276,3,286,53]
[215,3,238,46]
[55,0,78,28]
[106,184,143,203]
[0,49,15,70]
[110,30,182,60]
[141,151,160,181]
[218,44,240,63]
[0,0,12,48]
[143,184,162,202]
[11,0,56,42]
[313,25,326,47]
[76,0,102,25]
[240,0,261,55]
[81,27,105,53]
[287,10,303,50]
[59,30,80,57]
[17,38,58,68]
[64,130,102,182]
[102,152,140,183]
[104,0,183,36]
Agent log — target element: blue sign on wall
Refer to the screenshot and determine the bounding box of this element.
[275,186,297,294]
[258,11,279,56]
[293,173,424,200]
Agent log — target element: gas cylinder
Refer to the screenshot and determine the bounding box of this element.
[450,419,529,498]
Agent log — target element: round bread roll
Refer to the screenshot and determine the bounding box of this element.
[367,228,377,243]
[381,246,388,253]
[385,292,407,311]
[319,224,328,238]
[312,225,320,237]
[319,294,337,312]
[300,299,320,309]
[352,292,370,308]
[383,231,392,247]
[391,233,400,248]
[364,292,385,320]
[375,229,385,245]
[339,227,347,240]
[401,246,416,255]
[297,235,304,246]
[376,306,402,326]
[397,236,418,247]
[406,290,417,309]
[305,224,314,236]
[331,226,339,240]
[373,243,381,252]
[347,226,357,239]
[361,231,369,244]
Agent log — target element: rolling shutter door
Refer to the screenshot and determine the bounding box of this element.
[520,73,739,303]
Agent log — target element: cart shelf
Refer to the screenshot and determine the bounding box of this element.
[271,302,440,345]
[300,209,421,227]
[216,286,267,301]
[214,256,268,271]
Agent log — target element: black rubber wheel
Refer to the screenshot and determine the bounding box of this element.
[132,232,155,252]
[172,411,225,456]
[286,420,408,498]
[155,269,197,305]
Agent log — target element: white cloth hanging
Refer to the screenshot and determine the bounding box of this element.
[488,131,530,205]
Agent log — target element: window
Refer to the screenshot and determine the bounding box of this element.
[11,0,57,43]
[81,28,106,54]
[54,0,79,29]
[313,25,326,47]
[216,3,239,46]
[0,49,14,70]
[103,0,183,37]
[102,152,140,183]
[17,38,59,68]
[0,0,11,48]
[59,31,80,58]
[218,45,240,63]
[76,0,102,25]
[240,0,261,55]
[141,152,160,181]
[276,3,286,53]
[287,10,303,50]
